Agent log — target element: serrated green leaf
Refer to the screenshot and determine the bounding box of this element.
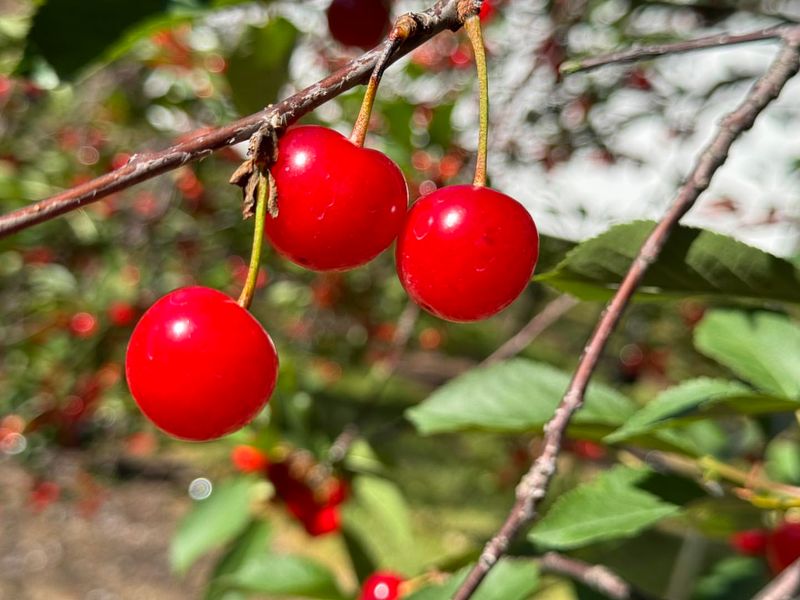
[406,359,635,436]
[695,310,800,398]
[206,519,271,600]
[225,17,297,116]
[538,221,800,303]
[218,554,347,600]
[170,477,255,574]
[405,558,539,600]
[605,378,791,443]
[529,466,679,550]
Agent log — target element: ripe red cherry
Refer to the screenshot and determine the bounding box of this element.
[731,529,769,556]
[125,287,278,441]
[767,521,800,573]
[231,445,269,473]
[359,571,404,600]
[266,126,407,271]
[327,0,390,50]
[396,185,538,321]
[108,301,137,327]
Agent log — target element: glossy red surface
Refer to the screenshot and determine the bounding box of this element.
[266,126,408,271]
[326,0,390,50]
[767,521,800,573]
[125,287,278,441]
[396,185,539,321]
[359,572,404,600]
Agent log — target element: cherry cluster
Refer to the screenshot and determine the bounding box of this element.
[232,445,405,598]
[731,520,800,573]
[124,1,539,441]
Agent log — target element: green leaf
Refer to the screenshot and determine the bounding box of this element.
[218,554,347,600]
[224,17,298,116]
[605,378,792,443]
[693,556,768,600]
[406,359,636,436]
[529,466,679,550]
[405,558,539,600]
[206,519,272,600]
[21,0,197,79]
[695,310,800,398]
[170,477,255,574]
[341,475,419,573]
[766,438,800,485]
[538,221,800,303]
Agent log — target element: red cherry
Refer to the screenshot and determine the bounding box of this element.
[266,126,407,271]
[767,521,800,573]
[70,312,98,338]
[479,0,496,22]
[108,301,137,327]
[30,481,60,512]
[327,0,390,50]
[731,529,769,556]
[359,571,404,600]
[302,504,341,536]
[396,185,538,321]
[125,287,278,441]
[231,445,269,473]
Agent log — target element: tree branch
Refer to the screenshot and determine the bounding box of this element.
[560,25,792,74]
[453,31,800,600]
[539,552,656,600]
[0,0,463,239]
[752,558,800,600]
[481,295,577,366]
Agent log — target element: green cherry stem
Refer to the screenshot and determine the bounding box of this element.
[464,14,489,187]
[351,14,417,147]
[237,170,269,310]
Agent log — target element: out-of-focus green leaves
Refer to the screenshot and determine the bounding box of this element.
[170,477,257,574]
[224,17,298,117]
[342,475,420,574]
[695,310,800,399]
[605,378,794,443]
[405,558,539,600]
[205,519,272,600]
[693,556,768,600]
[215,553,348,600]
[538,221,800,303]
[765,438,800,485]
[529,466,679,550]
[406,358,635,436]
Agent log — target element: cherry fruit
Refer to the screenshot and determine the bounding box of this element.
[767,521,800,573]
[125,287,278,441]
[231,445,269,473]
[327,0,391,50]
[266,126,407,271]
[731,529,769,556]
[396,185,538,321]
[359,571,404,600]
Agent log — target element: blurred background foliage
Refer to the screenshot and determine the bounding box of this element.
[1,0,800,598]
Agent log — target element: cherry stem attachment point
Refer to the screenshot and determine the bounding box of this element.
[237,170,269,310]
[464,14,489,187]
[351,14,417,147]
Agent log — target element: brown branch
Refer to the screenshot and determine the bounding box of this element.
[752,558,800,600]
[560,25,792,74]
[0,0,464,239]
[482,295,578,366]
[539,552,657,600]
[453,32,800,600]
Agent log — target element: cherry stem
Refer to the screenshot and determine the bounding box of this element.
[237,171,269,310]
[464,14,488,187]
[351,15,416,147]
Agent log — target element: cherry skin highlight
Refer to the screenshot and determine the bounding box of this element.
[266,125,408,271]
[125,287,278,441]
[396,185,539,322]
[359,572,404,600]
[327,0,390,50]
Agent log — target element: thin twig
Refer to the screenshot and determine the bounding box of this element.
[539,552,656,600]
[482,295,577,366]
[453,32,800,600]
[561,25,791,74]
[0,0,464,239]
[752,558,800,600]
